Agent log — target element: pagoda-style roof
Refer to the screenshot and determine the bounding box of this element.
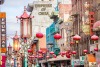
[20,6,30,18]
[20,11,30,18]
[16,6,32,19]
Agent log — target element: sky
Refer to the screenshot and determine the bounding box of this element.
[1,0,36,46]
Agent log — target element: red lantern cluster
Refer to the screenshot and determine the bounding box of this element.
[91,35,99,41]
[36,32,43,38]
[54,33,61,40]
[73,34,81,40]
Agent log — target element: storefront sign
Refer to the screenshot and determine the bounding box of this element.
[71,58,84,66]
[71,59,80,65]
[34,1,52,15]
[0,13,6,53]
[80,56,85,65]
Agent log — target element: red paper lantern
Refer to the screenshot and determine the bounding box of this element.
[72,51,77,54]
[54,33,61,40]
[91,35,99,41]
[69,52,72,55]
[46,56,50,59]
[29,56,35,58]
[70,42,74,45]
[73,34,81,40]
[94,48,98,51]
[83,49,88,53]
[66,54,70,58]
[38,56,43,59]
[36,32,43,38]
[28,49,32,53]
[61,52,66,55]
[53,54,57,58]
[50,51,54,55]
[38,50,43,53]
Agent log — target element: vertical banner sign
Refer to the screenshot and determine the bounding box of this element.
[0,12,6,53]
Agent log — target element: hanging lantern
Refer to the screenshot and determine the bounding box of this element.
[66,54,70,58]
[73,34,81,41]
[8,43,12,55]
[13,31,19,51]
[38,56,43,59]
[38,50,43,53]
[50,51,54,55]
[28,49,32,53]
[53,54,57,58]
[94,48,98,51]
[72,51,77,55]
[54,33,62,40]
[16,6,33,38]
[46,56,50,59]
[91,35,99,41]
[29,56,35,58]
[69,52,72,55]
[36,32,43,38]
[83,49,88,54]
[70,41,74,46]
[61,52,66,55]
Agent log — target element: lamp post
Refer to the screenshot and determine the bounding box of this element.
[16,6,33,67]
[13,31,20,67]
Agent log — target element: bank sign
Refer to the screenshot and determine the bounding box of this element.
[33,1,53,15]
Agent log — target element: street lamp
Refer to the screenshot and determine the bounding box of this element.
[13,31,20,67]
[13,31,20,52]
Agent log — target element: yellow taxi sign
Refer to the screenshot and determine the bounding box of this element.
[0,12,6,18]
